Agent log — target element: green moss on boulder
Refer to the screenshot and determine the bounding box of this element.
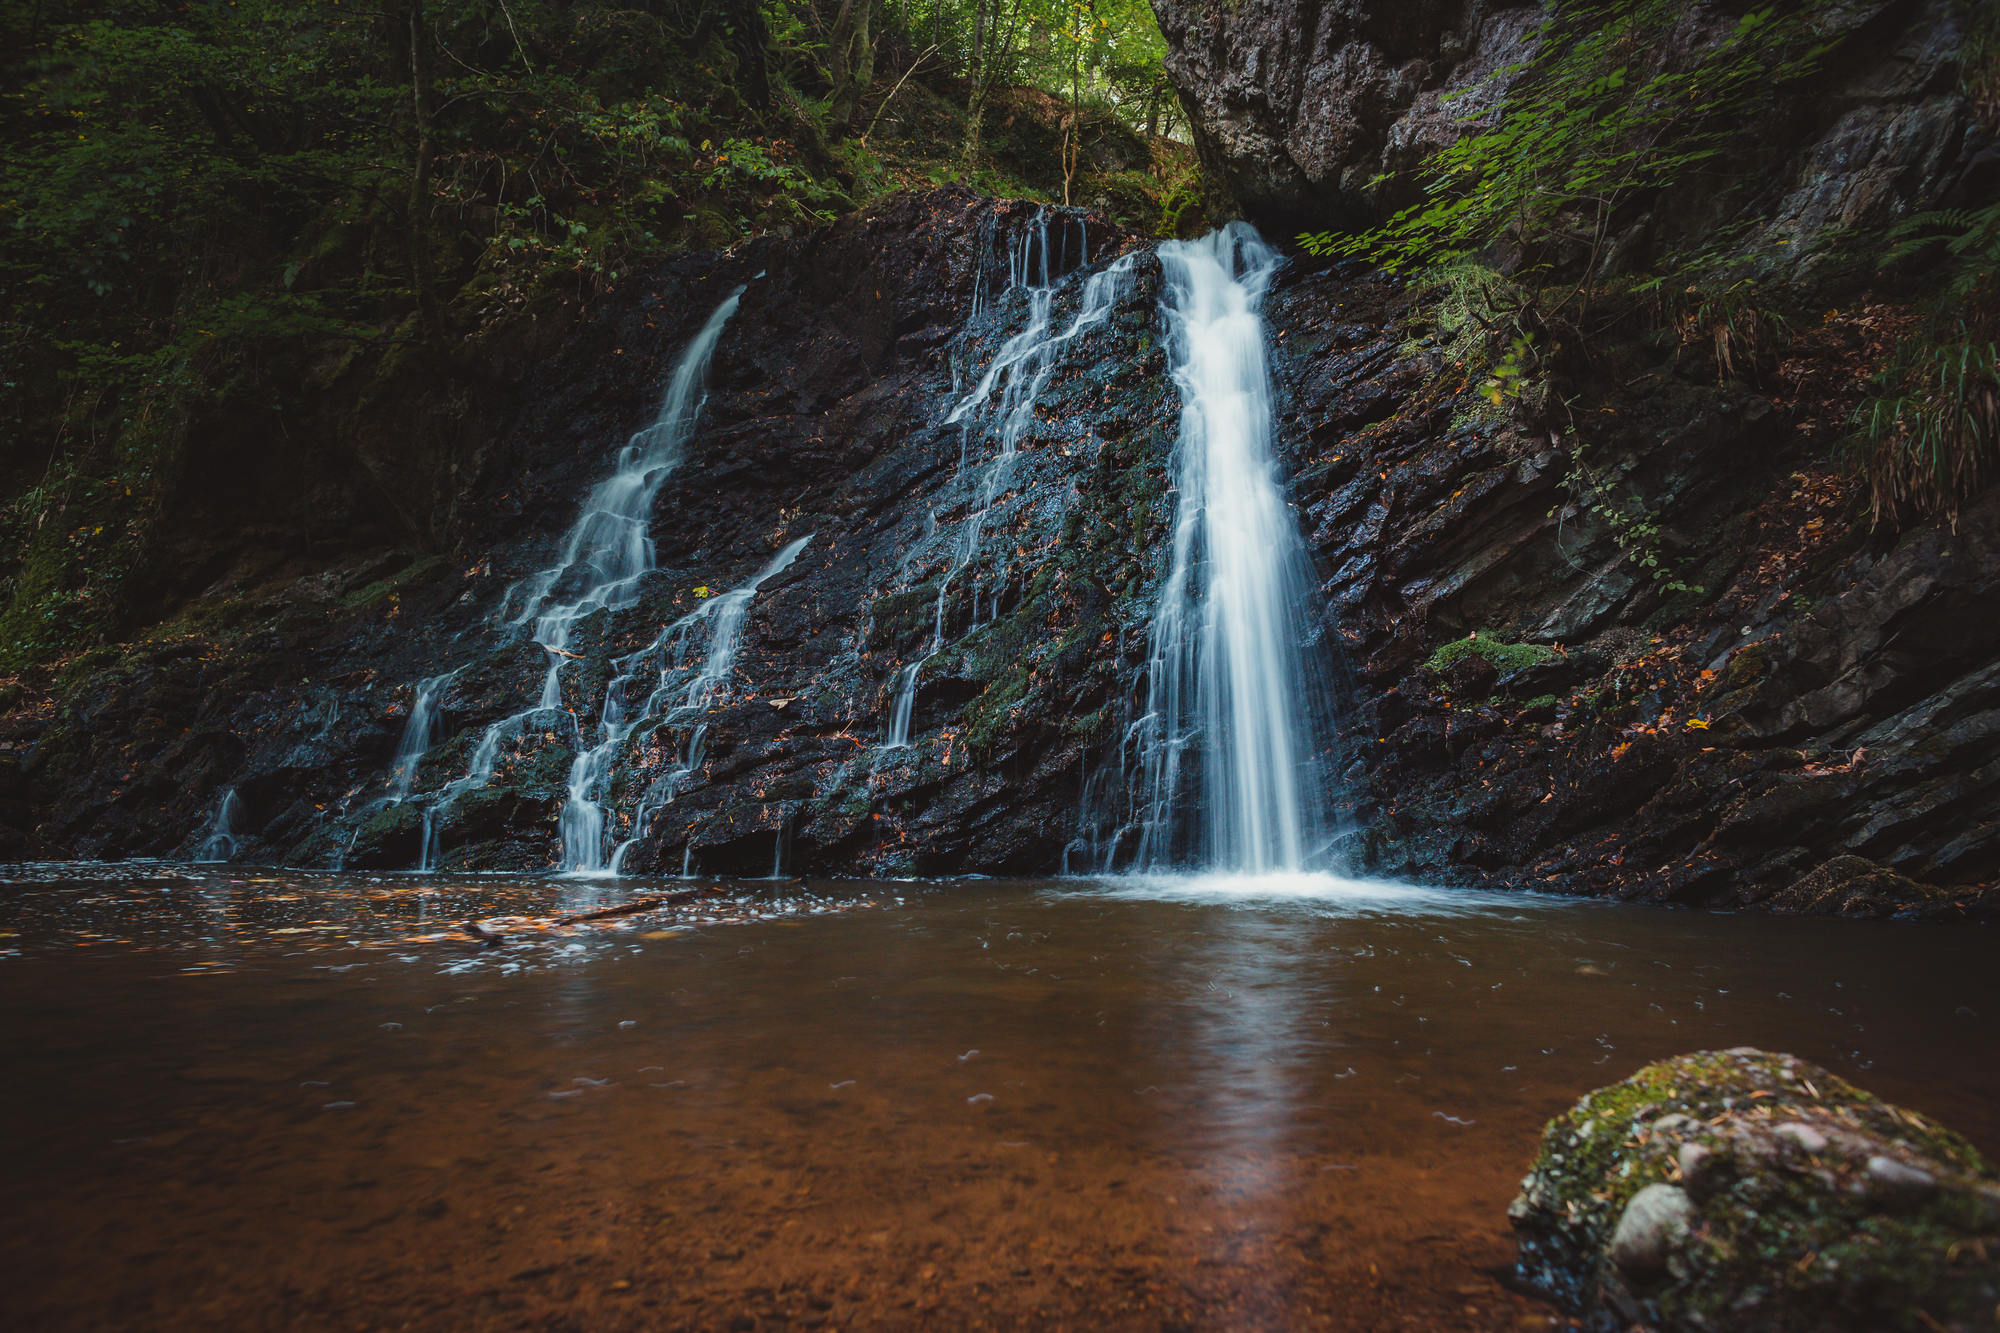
[1427,632,1559,675]
[1511,1048,2000,1331]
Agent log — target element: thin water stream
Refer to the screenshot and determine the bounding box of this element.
[3,865,1994,1331]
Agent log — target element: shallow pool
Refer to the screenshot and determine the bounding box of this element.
[2,864,1994,1330]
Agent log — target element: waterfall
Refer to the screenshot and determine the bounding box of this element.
[562,533,812,873]
[1121,224,1335,875]
[195,787,246,863]
[506,285,746,664]
[385,670,455,802]
[415,285,746,867]
[882,212,1134,750]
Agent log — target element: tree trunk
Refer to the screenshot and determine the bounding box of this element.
[828,0,876,133]
[961,0,994,174]
[406,0,443,337]
[1060,17,1083,205]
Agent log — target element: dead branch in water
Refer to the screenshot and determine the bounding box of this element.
[555,885,724,925]
[461,919,506,947]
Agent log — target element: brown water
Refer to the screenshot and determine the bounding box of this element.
[2,864,1995,1331]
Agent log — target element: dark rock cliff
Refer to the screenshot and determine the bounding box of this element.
[1265,263,1998,916]
[1149,0,1986,241]
[1,187,1992,918]
[1137,0,1998,916]
[0,191,1177,879]
[0,0,1994,917]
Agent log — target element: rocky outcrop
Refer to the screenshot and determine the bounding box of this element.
[1151,0,1986,239]
[1510,1048,2000,1331]
[1,190,1168,877]
[1262,256,2000,915]
[1152,0,1541,228]
[1,185,1997,912]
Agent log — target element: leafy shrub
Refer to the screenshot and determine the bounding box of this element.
[1299,1,1832,287]
[1850,327,2000,530]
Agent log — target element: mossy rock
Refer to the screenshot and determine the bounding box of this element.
[344,799,426,869]
[1510,1047,2000,1331]
[1426,632,1560,676]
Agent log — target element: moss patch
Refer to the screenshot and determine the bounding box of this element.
[1427,632,1559,675]
[1511,1047,2000,1332]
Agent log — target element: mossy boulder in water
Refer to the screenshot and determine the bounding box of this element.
[1510,1048,2000,1331]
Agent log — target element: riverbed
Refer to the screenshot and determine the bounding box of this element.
[3,865,1994,1330]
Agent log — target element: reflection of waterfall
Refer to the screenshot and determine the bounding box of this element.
[563,534,812,873]
[194,787,246,863]
[882,212,1134,751]
[1107,225,1336,875]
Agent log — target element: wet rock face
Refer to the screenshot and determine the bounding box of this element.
[1152,0,1982,237]
[7,189,1174,877]
[5,196,2000,900]
[1258,254,2000,916]
[1510,1048,2000,1332]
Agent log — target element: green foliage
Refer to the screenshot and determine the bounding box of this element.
[1556,434,1704,595]
[1850,327,2000,530]
[0,0,1183,670]
[1402,263,1550,420]
[1299,1,1833,283]
[1297,1,1842,586]
[1884,203,2000,302]
[1849,14,2000,534]
[1299,0,1831,401]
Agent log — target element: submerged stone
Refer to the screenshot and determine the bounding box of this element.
[1510,1047,2000,1332]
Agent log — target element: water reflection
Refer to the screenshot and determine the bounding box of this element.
[2,867,1996,1332]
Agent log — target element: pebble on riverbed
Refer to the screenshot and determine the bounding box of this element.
[1508,1047,2000,1332]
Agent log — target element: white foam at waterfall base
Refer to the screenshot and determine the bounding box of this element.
[1117,223,1339,877]
[1086,870,1519,916]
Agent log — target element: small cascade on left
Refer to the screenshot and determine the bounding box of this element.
[194,787,246,863]
[563,533,812,874]
[392,284,748,872]
[386,671,456,803]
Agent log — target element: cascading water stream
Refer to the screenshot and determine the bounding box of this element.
[416,286,746,863]
[882,214,1133,751]
[562,534,812,874]
[1120,224,1336,876]
[510,286,747,667]
[194,787,246,863]
[385,670,456,803]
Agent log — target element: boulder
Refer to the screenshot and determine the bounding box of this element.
[1510,1047,2000,1331]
